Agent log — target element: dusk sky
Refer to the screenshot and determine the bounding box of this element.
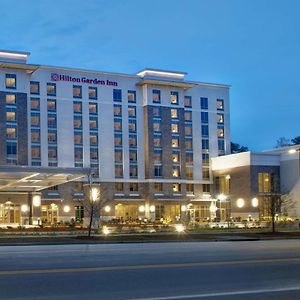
[1,0,299,151]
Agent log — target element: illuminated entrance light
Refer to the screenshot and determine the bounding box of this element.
[63,205,70,213]
[236,198,245,208]
[149,205,155,213]
[104,205,111,213]
[32,195,41,207]
[181,205,187,212]
[251,197,259,208]
[139,205,145,213]
[175,224,185,233]
[21,204,29,213]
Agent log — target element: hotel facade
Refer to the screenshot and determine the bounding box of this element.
[0,50,231,226]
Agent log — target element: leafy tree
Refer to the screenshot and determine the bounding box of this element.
[275,137,291,148]
[231,142,249,154]
[291,136,300,145]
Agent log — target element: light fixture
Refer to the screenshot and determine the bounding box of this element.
[149,205,155,213]
[139,205,145,213]
[209,202,218,213]
[102,226,110,235]
[251,197,259,208]
[236,198,245,208]
[21,204,29,213]
[181,205,187,212]
[32,195,41,207]
[175,224,185,233]
[225,175,231,180]
[91,187,98,202]
[104,205,111,213]
[63,205,70,213]
[217,194,227,201]
[288,149,297,154]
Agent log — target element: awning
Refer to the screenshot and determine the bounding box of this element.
[0,62,39,74]
[0,165,89,193]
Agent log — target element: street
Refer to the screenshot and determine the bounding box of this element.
[0,240,300,299]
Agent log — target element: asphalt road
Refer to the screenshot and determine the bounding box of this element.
[1,240,300,299]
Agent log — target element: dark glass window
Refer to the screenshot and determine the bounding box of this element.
[113,89,122,102]
[201,112,209,123]
[30,81,40,95]
[128,90,136,103]
[170,91,179,105]
[200,97,208,110]
[152,89,161,103]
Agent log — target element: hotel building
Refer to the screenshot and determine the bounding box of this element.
[0,50,230,226]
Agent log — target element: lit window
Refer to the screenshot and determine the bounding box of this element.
[172,152,180,163]
[89,118,98,129]
[31,113,40,127]
[129,150,137,162]
[217,99,224,110]
[184,111,192,121]
[153,121,161,132]
[73,85,82,98]
[113,89,122,102]
[128,106,136,117]
[5,74,16,89]
[88,87,97,100]
[185,152,193,164]
[185,125,192,136]
[172,166,180,177]
[30,98,40,110]
[128,90,136,103]
[47,100,56,111]
[171,109,178,119]
[74,116,82,129]
[6,94,15,105]
[115,165,123,178]
[184,96,192,108]
[90,134,98,146]
[217,127,224,138]
[115,149,123,163]
[47,83,56,96]
[48,114,57,128]
[115,182,123,192]
[31,130,40,143]
[129,135,137,147]
[114,134,122,146]
[154,182,163,193]
[73,101,82,113]
[89,103,97,114]
[114,119,122,131]
[48,147,57,160]
[185,139,193,150]
[6,111,16,122]
[173,183,181,192]
[217,113,224,124]
[152,89,161,103]
[201,97,208,110]
[114,105,122,116]
[129,165,138,178]
[172,138,179,148]
[186,166,193,179]
[74,132,83,144]
[202,168,210,180]
[31,146,41,159]
[153,136,161,148]
[154,150,162,164]
[30,81,40,95]
[128,119,136,132]
[171,123,178,133]
[48,131,57,143]
[170,91,179,105]
[6,127,16,139]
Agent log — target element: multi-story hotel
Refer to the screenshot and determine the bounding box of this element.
[0,50,231,226]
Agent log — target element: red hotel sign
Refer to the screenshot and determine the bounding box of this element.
[51,73,118,86]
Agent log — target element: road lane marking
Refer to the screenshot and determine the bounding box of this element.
[129,286,300,299]
[1,256,300,276]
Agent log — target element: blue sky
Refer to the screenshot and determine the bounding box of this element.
[1,0,299,151]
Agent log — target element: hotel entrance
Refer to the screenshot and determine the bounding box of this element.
[115,204,139,222]
[0,202,21,224]
[155,205,181,223]
[41,204,59,225]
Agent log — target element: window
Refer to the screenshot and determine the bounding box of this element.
[73,85,82,98]
[203,184,211,193]
[173,166,180,177]
[201,112,208,123]
[5,74,16,89]
[31,130,40,143]
[48,147,57,160]
[115,183,123,192]
[258,173,274,193]
[89,103,97,114]
[172,151,180,163]
[186,166,193,179]
[31,113,40,127]
[88,87,97,100]
[217,113,224,124]
[115,165,123,178]
[170,91,179,105]
[114,134,122,146]
[73,101,82,113]
[130,165,138,178]
[171,123,178,133]
[113,89,122,102]
[90,134,98,146]
[6,127,16,139]
[48,131,57,143]
[201,97,208,110]
[74,132,83,144]
[217,99,224,110]
[74,147,83,160]
[202,139,209,150]
[202,125,209,137]
[153,136,161,148]
[6,111,16,122]
[114,119,122,131]
[186,184,194,194]
[202,153,210,165]
[128,90,136,103]
[115,149,123,163]
[31,146,41,159]
[128,119,136,132]
[184,96,192,108]
[171,109,178,119]
[129,150,137,162]
[47,83,56,96]
[74,116,82,129]
[153,121,161,132]
[30,81,40,95]
[154,165,162,177]
[130,183,138,192]
[89,117,98,129]
[90,148,98,160]
[154,150,162,164]
[172,138,179,148]
[218,139,225,151]
[152,89,161,103]
[47,99,56,111]
[185,152,193,164]
[185,125,192,136]
[48,114,57,128]
[6,94,16,105]
[128,106,136,117]
[184,111,192,121]
[202,168,210,180]
[185,139,193,150]
[173,183,181,193]
[129,135,137,147]
[217,126,224,138]
[7,141,17,157]
[30,98,40,110]
[153,107,161,117]
[114,105,122,116]
[154,182,163,193]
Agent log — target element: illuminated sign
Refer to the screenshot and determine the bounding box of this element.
[51,73,118,86]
